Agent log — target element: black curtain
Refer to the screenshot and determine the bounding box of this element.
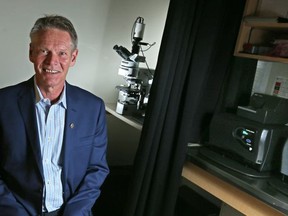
[124,0,251,216]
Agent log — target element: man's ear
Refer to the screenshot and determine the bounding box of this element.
[29,43,34,62]
[70,49,78,67]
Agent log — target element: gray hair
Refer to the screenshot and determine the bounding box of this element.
[30,15,78,50]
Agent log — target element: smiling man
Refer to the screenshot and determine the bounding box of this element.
[0,15,109,216]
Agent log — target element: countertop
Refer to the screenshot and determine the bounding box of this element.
[185,146,288,215]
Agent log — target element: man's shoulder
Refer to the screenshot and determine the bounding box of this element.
[0,78,33,96]
[66,83,104,105]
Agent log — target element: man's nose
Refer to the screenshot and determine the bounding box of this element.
[44,52,59,65]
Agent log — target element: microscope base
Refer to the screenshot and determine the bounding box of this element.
[116,102,138,115]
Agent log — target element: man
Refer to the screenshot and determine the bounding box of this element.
[0,15,109,216]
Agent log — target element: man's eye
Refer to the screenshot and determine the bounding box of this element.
[41,50,48,55]
[60,52,67,56]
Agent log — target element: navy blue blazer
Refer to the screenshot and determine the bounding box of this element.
[0,77,109,216]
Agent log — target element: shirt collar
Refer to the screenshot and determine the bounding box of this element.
[34,76,67,109]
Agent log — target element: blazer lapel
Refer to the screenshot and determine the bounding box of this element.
[18,79,43,177]
[62,84,78,180]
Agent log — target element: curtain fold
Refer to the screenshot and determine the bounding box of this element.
[124,0,247,216]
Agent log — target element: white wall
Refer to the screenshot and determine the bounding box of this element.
[253,61,288,98]
[0,0,169,103]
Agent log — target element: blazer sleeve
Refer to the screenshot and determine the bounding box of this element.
[0,178,30,216]
[62,99,109,216]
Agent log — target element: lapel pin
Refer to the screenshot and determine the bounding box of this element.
[70,123,75,129]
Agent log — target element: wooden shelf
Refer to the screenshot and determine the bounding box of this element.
[235,52,288,63]
[182,162,286,216]
[243,21,288,29]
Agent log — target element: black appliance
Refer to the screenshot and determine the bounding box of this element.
[208,113,288,172]
[203,93,288,175]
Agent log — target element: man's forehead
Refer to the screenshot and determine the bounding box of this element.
[30,29,73,47]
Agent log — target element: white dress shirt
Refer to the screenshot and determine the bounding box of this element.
[35,82,66,212]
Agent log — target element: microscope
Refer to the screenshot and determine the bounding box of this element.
[113,17,154,116]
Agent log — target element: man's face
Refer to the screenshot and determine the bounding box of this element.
[29,28,78,91]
